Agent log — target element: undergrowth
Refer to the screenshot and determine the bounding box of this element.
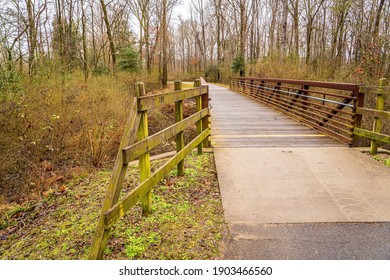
[0,71,199,205]
[0,152,227,260]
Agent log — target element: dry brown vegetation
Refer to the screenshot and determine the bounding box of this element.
[0,71,181,205]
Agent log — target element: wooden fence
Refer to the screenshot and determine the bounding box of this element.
[354,78,390,154]
[231,77,390,152]
[88,79,210,259]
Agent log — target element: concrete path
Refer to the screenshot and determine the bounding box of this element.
[209,84,390,259]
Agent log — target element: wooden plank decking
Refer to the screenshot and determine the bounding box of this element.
[210,84,343,148]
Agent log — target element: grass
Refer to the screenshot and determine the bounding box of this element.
[0,152,227,260]
[373,154,390,167]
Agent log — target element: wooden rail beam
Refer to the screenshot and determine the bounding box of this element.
[138,88,203,111]
[356,108,390,120]
[103,129,210,228]
[122,109,209,163]
[88,97,140,260]
[89,79,211,259]
[354,128,390,145]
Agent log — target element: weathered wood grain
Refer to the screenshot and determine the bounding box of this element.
[103,129,210,228]
[88,96,140,260]
[138,88,203,111]
[135,82,152,216]
[210,84,344,148]
[175,81,184,176]
[354,128,390,144]
[122,109,208,163]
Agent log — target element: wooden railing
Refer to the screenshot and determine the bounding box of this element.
[88,79,210,259]
[231,77,362,145]
[354,78,390,154]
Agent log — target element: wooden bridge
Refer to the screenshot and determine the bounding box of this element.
[89,77,390,259]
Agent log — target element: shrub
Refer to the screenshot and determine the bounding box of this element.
[0,70,161,203]
[204,65,221,82]
[117,47,139,72]
[231,54,245,76]
[92,64,110,76]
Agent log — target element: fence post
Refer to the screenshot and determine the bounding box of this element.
[370,78,388,155]
[202,84,210,147]
[135,82,152,216]
[194,79,203,153]
[174,81,185,175]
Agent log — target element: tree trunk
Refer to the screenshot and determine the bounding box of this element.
[291,0,299,57]
[305,18,312,64]
[26,0,36,75]
[81,0,89,81]
[144,14,152,73]
[373,0,385,37]
[281,0,288,58]
[100,0,116,71]
[239,0,246,77]
[162,0,168,86]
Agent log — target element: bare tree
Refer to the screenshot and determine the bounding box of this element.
[303,0,325,64]
[81,0,89,81]
[100,0,116,70]
[280,0,289,57]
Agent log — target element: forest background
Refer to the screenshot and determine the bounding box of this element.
[0,0,389,205]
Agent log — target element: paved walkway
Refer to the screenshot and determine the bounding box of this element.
[209,84,390,259]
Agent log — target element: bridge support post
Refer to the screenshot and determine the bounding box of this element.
[352,85,365,147]
[175,81,185,175]
[136,82,152,216]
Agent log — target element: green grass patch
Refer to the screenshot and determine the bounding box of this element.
[373,154,390,167]
[0,153,227,260]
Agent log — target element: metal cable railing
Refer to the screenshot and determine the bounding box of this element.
[246,83,355,108]
[230,78,362,145]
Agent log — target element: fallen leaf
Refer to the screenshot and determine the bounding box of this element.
[59,185,67,193]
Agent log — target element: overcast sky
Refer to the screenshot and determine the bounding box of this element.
[173,0,192,20]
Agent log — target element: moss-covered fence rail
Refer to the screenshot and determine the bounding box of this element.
[88,79,210,259]
[354,78,390,155]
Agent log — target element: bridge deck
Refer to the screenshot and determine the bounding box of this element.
[210,85,342,148]
[209,84,390,259]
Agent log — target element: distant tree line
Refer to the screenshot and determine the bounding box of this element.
[0,0,180,85]
[0,0,389,84]
[175,0,389,82]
